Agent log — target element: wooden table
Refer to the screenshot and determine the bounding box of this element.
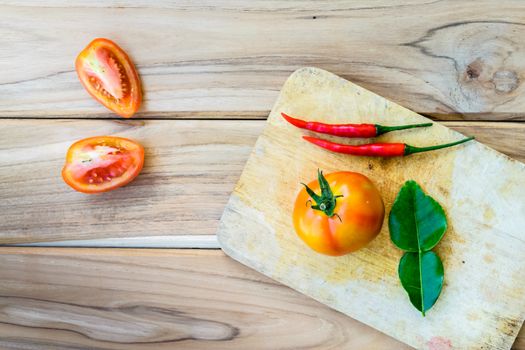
[1,2,524,348]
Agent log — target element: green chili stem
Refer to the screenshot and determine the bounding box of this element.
[404,137,475,155]
[375,123,433,136]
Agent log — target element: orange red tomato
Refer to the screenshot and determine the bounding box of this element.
[293,171,385,256]
[76,38,142,118]
[62,136,144,194]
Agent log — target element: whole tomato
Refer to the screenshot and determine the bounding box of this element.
[293,170,384,256]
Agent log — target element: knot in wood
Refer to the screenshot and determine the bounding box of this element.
[492,70,519,93]
[465,60,482,80]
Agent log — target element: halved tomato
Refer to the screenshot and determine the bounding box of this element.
[76,38,142,118]
[62,136,144,194]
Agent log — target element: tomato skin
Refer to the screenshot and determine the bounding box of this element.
[62,136,144,194]
[293,172,384,256]
[76,38,142,118]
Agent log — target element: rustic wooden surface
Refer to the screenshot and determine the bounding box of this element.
[1,119,524,244]
[0,247,411,349]
[0,247,522,350]
[2,1,525,120]
[0,119,259,243]
[1,1,525,349]
[218,67,525,349]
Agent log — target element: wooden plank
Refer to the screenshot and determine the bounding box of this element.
[218,68,525,349]
[1,119,524,244]
[0,247,410,349]
[0,247,522,349]
[444,122,525,163]
[1,1,525,120]
[0,119,258,244]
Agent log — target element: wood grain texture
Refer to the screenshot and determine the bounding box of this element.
[1,119,524,245]
[0,247,522,349]
[218,68,525,349]
[1,2,524,349]
[0,119,258,243]
[2,1,525,119]
[0,247,410,349]
[1,118,524,245]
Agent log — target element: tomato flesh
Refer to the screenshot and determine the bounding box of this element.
[76,38,141,118]
[84,49,125,99]
[62,136,144,194]
[293,172,385,256]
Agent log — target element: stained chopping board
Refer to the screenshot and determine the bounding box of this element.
[217,67,525,349]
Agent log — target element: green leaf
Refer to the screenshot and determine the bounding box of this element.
[398,251,444,316]
[390,180,448,316]
[389,180,447,252]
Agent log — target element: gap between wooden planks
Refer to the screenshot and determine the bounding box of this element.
[9,235,221,248]
[1,1,525,120]
[1,119,524,245]
[0,247,522,350]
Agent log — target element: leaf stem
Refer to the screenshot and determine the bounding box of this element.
[419,249,425,317]
[413,184,425,317]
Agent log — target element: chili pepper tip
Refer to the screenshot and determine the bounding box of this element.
[281,112,307,128]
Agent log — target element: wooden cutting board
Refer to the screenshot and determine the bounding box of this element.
[217,67,525,350]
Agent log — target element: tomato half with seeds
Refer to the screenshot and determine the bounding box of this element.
[293,170,385,256]
[76,38,142,118]
[62,136,144,194]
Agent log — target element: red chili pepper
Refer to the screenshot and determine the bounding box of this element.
[303,136,475,157]
[282,112,433,138]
